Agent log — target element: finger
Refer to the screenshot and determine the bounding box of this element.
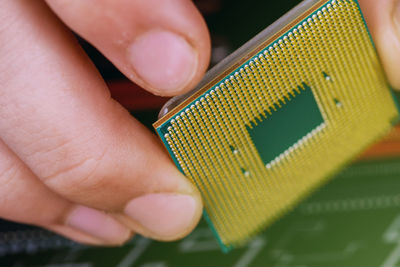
[0,139,130,245]
[0,0,202,241]
[45,0,211,96]
[359,0,400,89]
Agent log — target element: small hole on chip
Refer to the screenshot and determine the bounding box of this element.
[230,145,239,154]
[323,72,332,81]
[334,98,343,108]
[241,168,250,177]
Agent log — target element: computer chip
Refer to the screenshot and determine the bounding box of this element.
[153,0,399,250]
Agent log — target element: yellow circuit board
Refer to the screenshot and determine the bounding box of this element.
[154,0,399,249]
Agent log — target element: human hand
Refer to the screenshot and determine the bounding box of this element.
[1,0,399,247]
[0,0,210,245]
[360,0,400,89]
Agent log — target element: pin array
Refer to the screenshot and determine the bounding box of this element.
[160,0,398,246]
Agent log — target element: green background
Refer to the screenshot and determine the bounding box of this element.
[2,156,400,267]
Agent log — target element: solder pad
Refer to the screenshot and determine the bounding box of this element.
[153,0,400,250]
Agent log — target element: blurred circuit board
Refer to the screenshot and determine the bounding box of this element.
[2,155,400,266]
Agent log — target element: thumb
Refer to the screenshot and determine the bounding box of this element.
[360,0,400,89]
[45,0,211,96]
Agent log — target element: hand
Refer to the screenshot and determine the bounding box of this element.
[0,0,210,245]
[360,0,400,89]
[1,0,399,247]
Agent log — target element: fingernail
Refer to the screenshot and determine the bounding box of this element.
[66,206,130,244]
[124,194,199,239]
[128,30,198,93]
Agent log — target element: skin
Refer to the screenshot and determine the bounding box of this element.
[0,0,398,246]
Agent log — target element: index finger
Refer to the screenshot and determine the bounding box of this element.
[0,0,202,241]
[359,0,400,89]
[46,0,211,96]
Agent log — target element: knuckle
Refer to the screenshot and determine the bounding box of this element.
[42,146,108,194]
[35,132,111,198]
